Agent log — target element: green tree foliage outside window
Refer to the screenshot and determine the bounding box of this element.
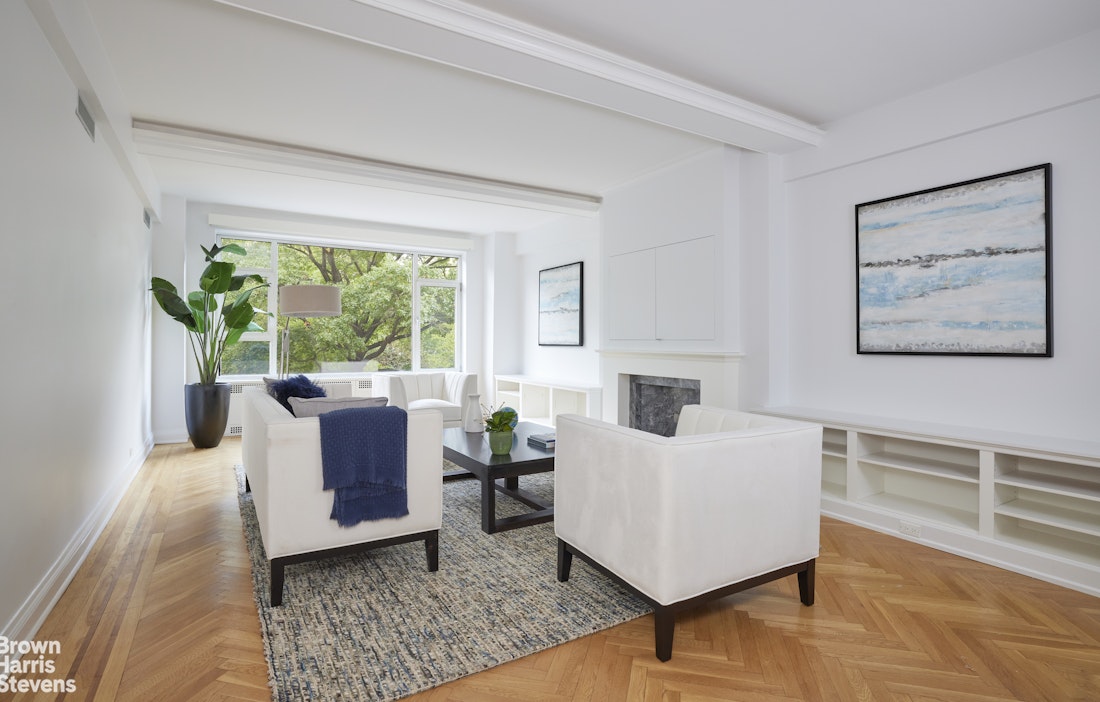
[420,285,457,369]
[220,239,458,375]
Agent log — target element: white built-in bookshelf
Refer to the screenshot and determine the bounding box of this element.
[763,406,1100,597]
[494,375,601,428]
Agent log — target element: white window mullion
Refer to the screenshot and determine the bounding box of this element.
[411,254,421,371]
[268,243,279,376]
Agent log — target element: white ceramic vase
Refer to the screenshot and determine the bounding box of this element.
[463,393,483,433]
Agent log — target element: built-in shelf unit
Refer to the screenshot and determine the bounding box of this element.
[494,375,601,427]
[762,407,1100,597]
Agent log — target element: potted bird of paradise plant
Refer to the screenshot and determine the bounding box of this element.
[151,242,269,448]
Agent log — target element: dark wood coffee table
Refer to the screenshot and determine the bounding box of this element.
[441,421,555,534]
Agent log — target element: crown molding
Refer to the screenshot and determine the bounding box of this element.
[131,120,601,216]
[598,349,745,362]
[213,0,823,152]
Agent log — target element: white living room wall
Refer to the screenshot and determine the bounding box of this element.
[775,31,1100,440]
[0,2,153,640]
[481,232,521,386]
[513,216,601,386]
[151,195,189,443]
[738,151,788,412]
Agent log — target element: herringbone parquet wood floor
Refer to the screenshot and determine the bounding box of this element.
[15,439,1100,701]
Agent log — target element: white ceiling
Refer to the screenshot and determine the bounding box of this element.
[459,0,1100,125]
[80,0,1100,235]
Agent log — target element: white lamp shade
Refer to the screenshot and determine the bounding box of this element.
[279,285,342,317]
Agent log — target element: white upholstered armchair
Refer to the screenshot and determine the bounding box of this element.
[554,405,823,661]
[372,371,477,429]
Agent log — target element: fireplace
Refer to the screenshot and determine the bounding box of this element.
[628,375,701,436]
[601,350,741,428]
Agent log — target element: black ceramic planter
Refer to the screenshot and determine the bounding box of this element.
[184,383,231,449]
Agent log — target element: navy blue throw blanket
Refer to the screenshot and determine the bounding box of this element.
[318,406,409,526]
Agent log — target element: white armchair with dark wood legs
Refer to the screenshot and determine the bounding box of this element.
[553,405,823,661]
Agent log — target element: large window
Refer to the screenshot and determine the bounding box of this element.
[218,234,462,376]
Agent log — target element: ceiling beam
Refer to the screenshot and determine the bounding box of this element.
[132,120,602,216]
[213,0,824,153]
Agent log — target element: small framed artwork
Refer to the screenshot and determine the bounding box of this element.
[856,164,1052,356]
[538,261,583,346]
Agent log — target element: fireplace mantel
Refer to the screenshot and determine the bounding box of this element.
[598,349,744,362]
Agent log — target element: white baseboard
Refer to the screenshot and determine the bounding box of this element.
[153,431,190,444]
[2,435,154,643]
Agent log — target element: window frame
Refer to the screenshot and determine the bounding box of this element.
[414,274,461,370]
[216,230,465,377]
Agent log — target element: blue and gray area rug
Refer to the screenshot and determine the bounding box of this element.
[236,464,650,701]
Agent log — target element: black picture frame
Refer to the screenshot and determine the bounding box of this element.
[855,164,1052,356]
[538,261,583,346]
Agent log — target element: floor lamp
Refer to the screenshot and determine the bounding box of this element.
[279,285,342,377]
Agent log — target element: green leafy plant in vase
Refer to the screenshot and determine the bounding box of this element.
[483,404,518,455]
[150,242,269,448]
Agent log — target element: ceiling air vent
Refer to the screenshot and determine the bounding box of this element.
[75,94,95,141]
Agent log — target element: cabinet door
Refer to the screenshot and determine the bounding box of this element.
[655,237,715,340]
[607,249,656,340]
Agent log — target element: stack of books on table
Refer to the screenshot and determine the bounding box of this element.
[527,432,556,450]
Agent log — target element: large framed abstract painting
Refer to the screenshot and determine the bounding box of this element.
[538,261,583,346]
[856,164,1052,356]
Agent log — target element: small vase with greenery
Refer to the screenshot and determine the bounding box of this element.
[483,404,518,455]
[151,242,269,447]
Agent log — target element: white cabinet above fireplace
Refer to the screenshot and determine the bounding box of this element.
[607,236,716,342]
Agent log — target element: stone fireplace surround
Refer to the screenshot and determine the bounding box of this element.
[628,375,701,436]
[599,350,742,427]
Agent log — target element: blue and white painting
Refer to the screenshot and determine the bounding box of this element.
[539,262,583,346]
[857,165,1050,355]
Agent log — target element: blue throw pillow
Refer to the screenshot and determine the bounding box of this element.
[268,374,327,412]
